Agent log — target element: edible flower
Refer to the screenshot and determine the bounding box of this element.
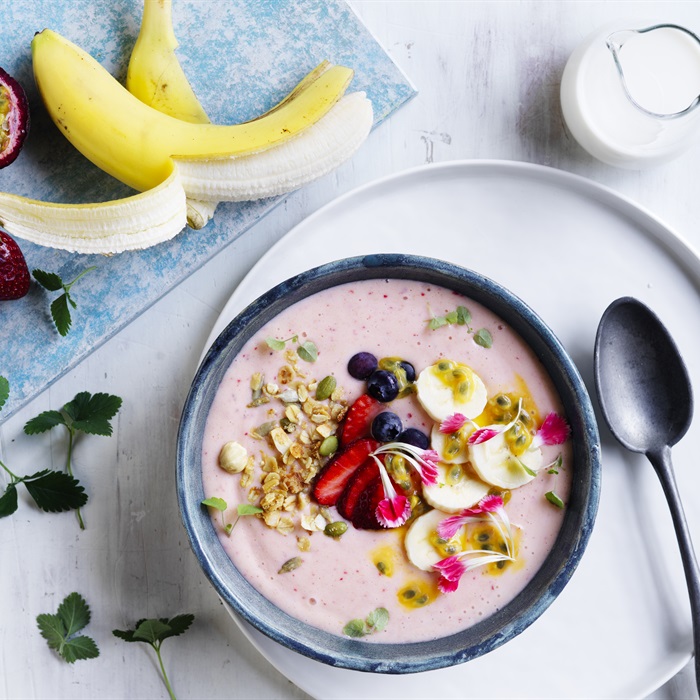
[373,456,412,528]
[370,442,439,486]
[439,413,471,434]
[531,412,570,447]
[433,494,516,593]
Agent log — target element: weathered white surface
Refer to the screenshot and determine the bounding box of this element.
[2,2,699,698]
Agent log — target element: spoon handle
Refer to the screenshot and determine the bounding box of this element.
[648,445,700,695]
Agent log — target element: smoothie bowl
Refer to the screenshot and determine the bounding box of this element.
[177,254,601,673]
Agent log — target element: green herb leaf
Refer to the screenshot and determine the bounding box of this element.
[32,269,64,292]
[0,484,19,517]
[201,496,227,512]
[473,328,493,348]
[37,593,99,663]
[365,607,389,633]
[50,294,72,337]
[456,306,471,325]
[343,619,367,638]
[265,337,286,351]
[545,491,565,509]
[428,316,448,330]
[24,471,87,513]
[0,376,9,412]
[444,310,459,324]
[133,619,172,645]
[237,504,264,516]
[23,410,66,435]
[155,614,195,642]
[518,460,537,478]
[297,341,318,363]
[62,392,123,436]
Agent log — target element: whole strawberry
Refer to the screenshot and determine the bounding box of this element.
[0,230,30,300]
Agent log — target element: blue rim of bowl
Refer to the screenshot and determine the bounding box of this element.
[177,253,601,674]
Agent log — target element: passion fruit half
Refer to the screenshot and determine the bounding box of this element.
[0,67,29,169]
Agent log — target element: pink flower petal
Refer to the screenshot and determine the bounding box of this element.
[439,413,468,434]
[375,494,411,528]
[471,493,504,514]
[537,413,570,446]
[467,427,499,445]
[419,459,438,486]
[437,514,468,540]
[433,555,467,593]
[423,449,440,466]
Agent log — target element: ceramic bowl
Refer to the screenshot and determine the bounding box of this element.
[177,253,601,674]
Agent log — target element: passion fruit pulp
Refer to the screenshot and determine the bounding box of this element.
[0,67,29,169]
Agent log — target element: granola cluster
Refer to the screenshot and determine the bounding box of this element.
[219,349,348,545]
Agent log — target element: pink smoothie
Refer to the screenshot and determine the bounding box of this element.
[201,277,571,643]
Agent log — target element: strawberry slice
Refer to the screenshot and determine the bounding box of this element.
[351,475,385,530]
[337,458,380,520]
[312,437,379,505]
[339,394,382,444]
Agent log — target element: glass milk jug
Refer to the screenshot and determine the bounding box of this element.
[560,23,700,168]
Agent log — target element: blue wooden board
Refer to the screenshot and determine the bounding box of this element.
[0,0,415,421]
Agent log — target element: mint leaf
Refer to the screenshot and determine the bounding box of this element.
[445,310,459,324]
[37,593,99,663]
[0,484,18,517]
[24,471,87,513]
[24,410,66,435]
[50,294,72,337]
[473,328,493,348]
[62,392,123,436]
[297,341,318,363]
[0,376,9,412]
[32,269,63,291]
[429,316,448,330]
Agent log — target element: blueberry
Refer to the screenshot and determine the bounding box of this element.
[347,352,378,380]
[399,361,416,383]
[371,412,403,442]
[397,428,430,450]
[366,369,399,402]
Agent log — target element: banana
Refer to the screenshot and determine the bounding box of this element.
[32,29,355,193]
[430,422,472,463]
[416,360,488,422]
[126,0,210,124]
[0,166,186,254]
[468,428,542,489]
[421,462,491,513]
[404,509,453,571]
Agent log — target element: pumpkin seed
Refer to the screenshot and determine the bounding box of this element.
[316,375,337,401]
[319,435,339,457]
[278,556,303,574]
[324,521,348,538]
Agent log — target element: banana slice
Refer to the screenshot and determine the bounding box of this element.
[404,509,455,571]
[416,360,487,422]
[468,428,542,489]
[422,462,491,513]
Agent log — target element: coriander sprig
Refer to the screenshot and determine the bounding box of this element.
[24,390,122,529]
[36,592,99,663]
[113,614,195,700]
[32,266,96,336]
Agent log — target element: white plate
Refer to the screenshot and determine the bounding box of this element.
[202,160,699,700]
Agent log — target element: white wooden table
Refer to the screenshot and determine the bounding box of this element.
[1,2,699,698]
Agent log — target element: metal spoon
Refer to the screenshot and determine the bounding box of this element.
[594,296,700,695]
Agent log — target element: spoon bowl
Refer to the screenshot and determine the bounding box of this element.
[594,296,700,695]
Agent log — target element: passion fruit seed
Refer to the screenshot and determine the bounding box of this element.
[319,435,339,457]
[324,521,348,538]
[0,67,29,169]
